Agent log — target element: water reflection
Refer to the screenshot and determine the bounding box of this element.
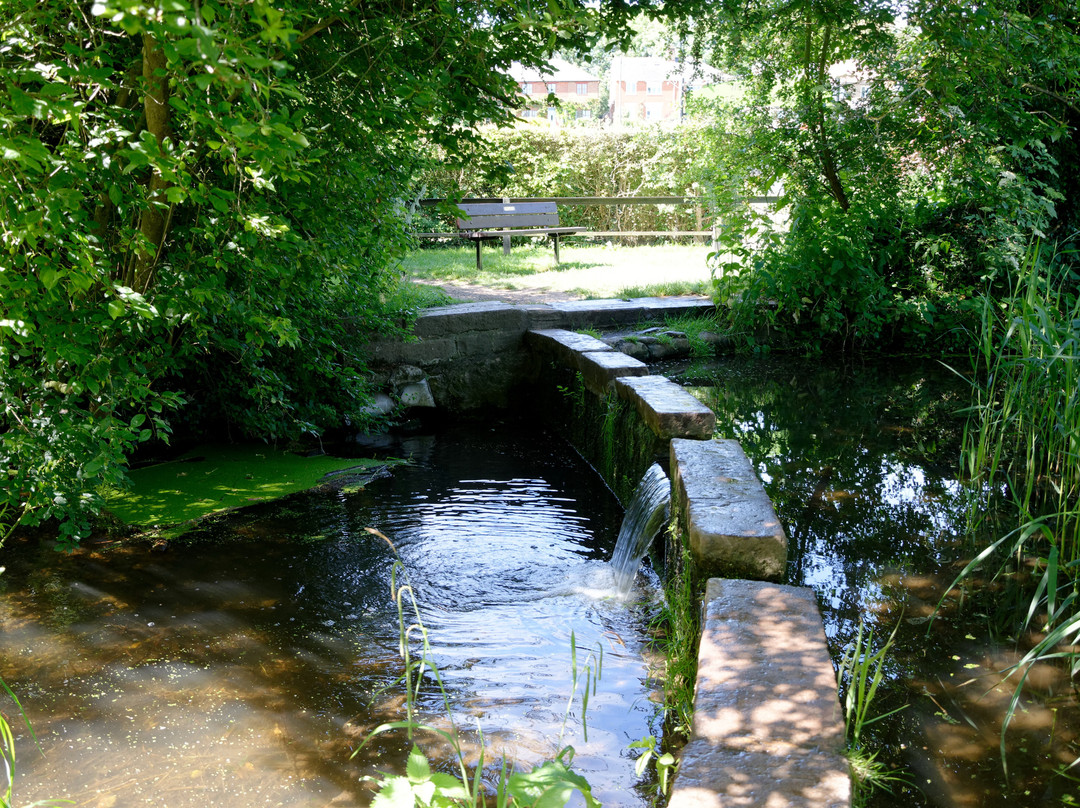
[0,423,659,807]
[676,355,1078,808]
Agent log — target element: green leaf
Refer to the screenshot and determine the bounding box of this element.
[10,86,47,119]
[108,300,125,319]
[370,776,416,808]
[427,773,467,797]
[405,745,431,783]
[39,267,60,291]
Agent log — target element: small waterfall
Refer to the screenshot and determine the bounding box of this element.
[610,463,671,595]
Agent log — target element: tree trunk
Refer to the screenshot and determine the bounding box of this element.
[810,22,850,211]
[133,34,172,293]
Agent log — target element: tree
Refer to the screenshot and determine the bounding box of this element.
[663,0,1080,345]
[0,0,618,544]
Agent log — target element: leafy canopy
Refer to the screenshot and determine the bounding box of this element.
[0,0,625,544]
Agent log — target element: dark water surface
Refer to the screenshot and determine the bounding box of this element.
[674,355,1079,808]
[0,424,661,807]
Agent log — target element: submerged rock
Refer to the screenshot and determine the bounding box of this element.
[399,379,436,408]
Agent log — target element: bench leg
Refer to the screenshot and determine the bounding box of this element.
[553,233,561,265]
[475,238,482,272]
[502,234,511,256]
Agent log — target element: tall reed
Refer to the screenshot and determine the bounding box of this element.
[837,621,908,806]
[964,241,1080,567]
[957,240,1080,772]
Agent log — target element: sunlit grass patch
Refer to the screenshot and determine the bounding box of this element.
[106,445,384,534]
[401,242,716,300]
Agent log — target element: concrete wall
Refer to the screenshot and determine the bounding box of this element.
[367,298,714,412]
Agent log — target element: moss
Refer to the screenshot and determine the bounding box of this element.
[536,365,663,506]
[105,444,386,535]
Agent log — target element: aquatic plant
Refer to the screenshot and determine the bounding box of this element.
[837,620,908,805]
[355,528,600,807]
[0,678,69,808]
[628,734,676,798]
[650,528,701,745]
[955,239,1080,775]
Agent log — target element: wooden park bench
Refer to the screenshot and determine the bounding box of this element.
[456,202,586,271]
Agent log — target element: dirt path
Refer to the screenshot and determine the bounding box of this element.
[413,278,585,305]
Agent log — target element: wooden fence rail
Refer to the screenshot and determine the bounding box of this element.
[417,196,779,207]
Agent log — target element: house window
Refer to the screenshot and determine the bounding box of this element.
[547,83,557,93]
[547,106,557,121]
[645,102,663,120]
[575,108,592,119]
[646,81,662,95]
[576,83,589,95]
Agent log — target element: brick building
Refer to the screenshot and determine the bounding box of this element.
[508,59,602,124]
[609,56,721,125]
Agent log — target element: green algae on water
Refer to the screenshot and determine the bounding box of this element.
[105,444,387,535]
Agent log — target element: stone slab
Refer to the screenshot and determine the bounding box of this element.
[578,350,648,395]
[669,742,850,808]
[693,579,846,755]
[615,375,716,439]
[524,328,613,368]
[636,297,715,315]
[519,305,572,330]
[547,296,713,323]
[547,299,650,329]
[667,578,850,808]
[413,301,528,338]
[670,438,787,580]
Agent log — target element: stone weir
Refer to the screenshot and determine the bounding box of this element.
[369,298,850,807]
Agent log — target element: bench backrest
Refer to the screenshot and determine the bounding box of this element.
[456,202,560,231]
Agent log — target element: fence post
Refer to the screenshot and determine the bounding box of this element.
[502,197,512,256]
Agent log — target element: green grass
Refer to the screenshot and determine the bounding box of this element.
[106,445,384,534]
[385,277,457,311]
[651,530,701,745]
[400,242,715,300]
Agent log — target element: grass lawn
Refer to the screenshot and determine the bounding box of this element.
[399,241,717,299]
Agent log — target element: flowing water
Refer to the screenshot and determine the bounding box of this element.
[0,423,663,807]
[608,464,670,596]
[671,355,1079,808]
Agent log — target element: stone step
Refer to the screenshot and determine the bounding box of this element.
[614,375,715,439]
[670,438,788,581]
[668,578,850,808]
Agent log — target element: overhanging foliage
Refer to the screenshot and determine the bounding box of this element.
[0,0,627,544]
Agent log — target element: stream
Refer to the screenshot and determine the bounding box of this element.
[0,423,662,807]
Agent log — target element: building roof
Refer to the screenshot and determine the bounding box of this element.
[508,58,600,84]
